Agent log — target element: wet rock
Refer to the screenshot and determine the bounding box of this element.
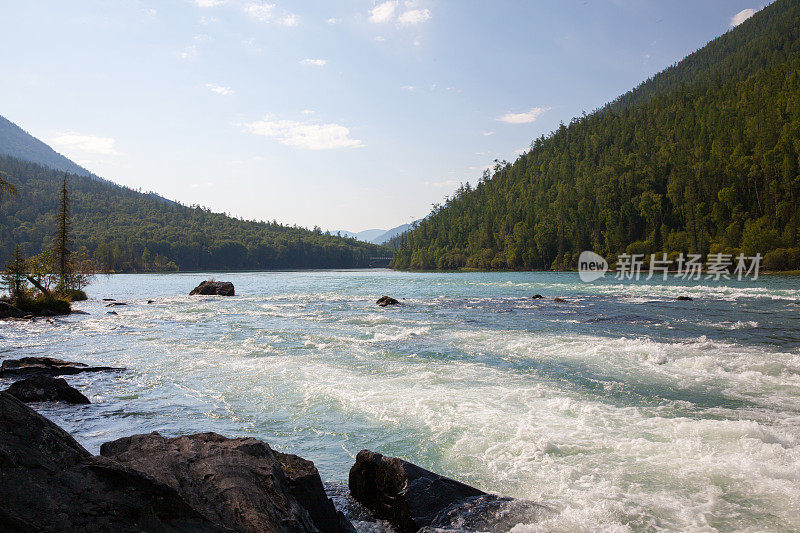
[0,357,123,378]
[553,297,567,303]
[147,299,155,304]
[532,294,544,299]
[349,450,485,532]
[376,296,400,307]
[105,302,128,307]
[0,391,221,532]
[190,281,235,296]
[676,296,693,301]
[107,311,117,315]
[4,375,90,404]
[101,431,353,533]
[71,309,90,315]
[102,298,116,301]
[0,301,26,319]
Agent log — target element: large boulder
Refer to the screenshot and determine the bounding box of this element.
[190,281,235,296]
[101,431,354,533]
[0,357,123,378]
[4,375,90,404]
[349,450,547,533]
[0,391,221,532]
[376,296,399,307]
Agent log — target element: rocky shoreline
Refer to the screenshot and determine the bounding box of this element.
[0,356,539,532]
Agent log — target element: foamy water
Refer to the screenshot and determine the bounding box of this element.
[1,271,799,531]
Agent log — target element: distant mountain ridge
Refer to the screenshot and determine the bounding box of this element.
[0,115,94,177]
[333,221,420,245]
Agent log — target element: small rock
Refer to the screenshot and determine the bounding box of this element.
[0,357,124,378]
[189,281,235,296]
[102,298,115,301]
[5,375,90,404]
[105,302,127,307]
[532,294,544,299]
[376,296,400,307]
[107,311,117,315]
[553,297,567,303]
[676,296,693,301]
[71,309,90,315]
[147,299,154,304]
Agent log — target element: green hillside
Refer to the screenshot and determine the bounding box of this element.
[0,155,386,271]
[393,0,800,271]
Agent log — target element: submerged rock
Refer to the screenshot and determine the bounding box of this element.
[190,281,235,296]
[4,375,90,404]
[553,297,567,303]
[0,357,123,378]
[101,431,354,533]
[376,296,400,307]
[104,302,128,307]
[676,296,693,301]
[0,391,220,532]
[348,450,546,533]
[532,294,544,299]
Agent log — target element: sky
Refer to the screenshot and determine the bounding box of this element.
[0,0,765,232]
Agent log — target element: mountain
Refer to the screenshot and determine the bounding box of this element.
[0,152,387,272]
[393,0,800,272]
[0,115,94,177]
[332,228,387,242]
[371,221,419,245]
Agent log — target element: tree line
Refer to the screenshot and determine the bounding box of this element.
[393,0,800,271]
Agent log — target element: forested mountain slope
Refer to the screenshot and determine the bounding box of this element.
[393,0,800,271]
[0,156,386,271]
[0,115,93,177]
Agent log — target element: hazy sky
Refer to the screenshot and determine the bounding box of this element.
[0,0,762,231]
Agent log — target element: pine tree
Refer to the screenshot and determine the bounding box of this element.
[0,170,15,200]
[54,174,72,290]
[2,245,28,301]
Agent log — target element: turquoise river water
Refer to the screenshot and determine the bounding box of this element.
[1,270,799,531]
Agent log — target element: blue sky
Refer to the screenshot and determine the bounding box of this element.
[0,0,763,232]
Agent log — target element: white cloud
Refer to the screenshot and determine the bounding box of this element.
[49,132,119,156]
[301,109,315,115]
[401,85,415,92]
[180,45,198,60]
[143,8,157,17]
[244,2,275,22]
[730,8,756,27]
[242,117,364,150]
[369,1,396,23]
[300,58,326,66]
[280,13,299,26]
[194,0,224,7]
[327,17,341,24]
[398,8,430,25]
[374,36,385,42]
[205,83,234,96]
[496,106,549,124]
[482,131,495,136]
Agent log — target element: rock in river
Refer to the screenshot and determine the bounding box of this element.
[348,450,548,533]
[0,357,123,378]
[0,391,220,532]
[101,431,354,533]
[376,295,400,307]
[189,280,235,296]
[4,375,90,404]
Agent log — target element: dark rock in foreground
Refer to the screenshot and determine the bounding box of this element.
[102,431,354,533]
[0,391,221,532]
[376,295,400,307]
[5,375,90,404]
[676,295,693,301]
[190,281,235,296]
[0,356,124,378]
[349,450,549,533]
[532,294,544,299]
[0,301,26,319]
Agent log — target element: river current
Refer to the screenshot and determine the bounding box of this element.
[1,270,799,531]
